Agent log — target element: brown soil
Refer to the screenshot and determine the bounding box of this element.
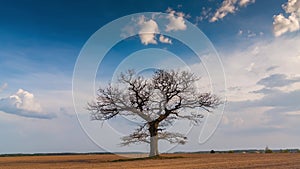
[0,153,300,169]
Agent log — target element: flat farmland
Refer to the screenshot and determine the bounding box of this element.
[1,153,300,169]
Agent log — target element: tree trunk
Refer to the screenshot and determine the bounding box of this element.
[149,122,159,157]
[149,135,159,157]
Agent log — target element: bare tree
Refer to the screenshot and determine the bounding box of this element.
[87,69,220,157]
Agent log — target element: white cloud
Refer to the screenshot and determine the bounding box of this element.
[121,10,187,45]
[0,89,56,119]
[210,0,255,22]
[137,15,159,45]
[273,14,300,37]
[165,8,187,32]
[239,0,255,7]
[211,0,236,22]
[159,35,172,44]
[273,0,300,37]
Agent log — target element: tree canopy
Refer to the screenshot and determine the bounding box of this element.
[87,69,220,156]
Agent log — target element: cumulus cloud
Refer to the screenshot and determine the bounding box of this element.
[165,8,187,32]
[137,15,159,45]
[273,0,300,37]
[210,0,255,22]
[0,89,56,119]
[159,35,172,44]
[121,9,187,45]
[273,14,300,37]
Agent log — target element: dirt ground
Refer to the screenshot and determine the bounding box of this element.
[1,153,300,169]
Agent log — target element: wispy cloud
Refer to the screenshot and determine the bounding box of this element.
[273,0,300,37]
[237,29,264,38]
[196,7,212,24]
[210,0,255,22]
[229,90,300,117]
[0,89,56,119]
[0,83,8,93]
[187,34,300,136]
[257,74,300,88]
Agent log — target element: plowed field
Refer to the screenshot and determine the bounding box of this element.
[1,153,300,169]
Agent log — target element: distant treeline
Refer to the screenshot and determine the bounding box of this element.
[0,152,115,157]
[174,148,300,154]
[1,149,299,157]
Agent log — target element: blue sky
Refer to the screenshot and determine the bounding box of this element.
[1,0,300,154]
